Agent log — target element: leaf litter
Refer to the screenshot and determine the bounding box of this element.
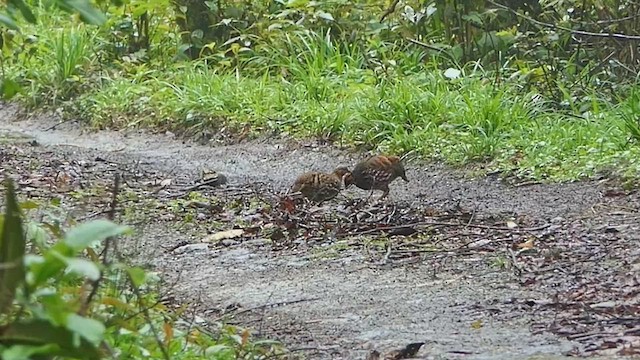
[2,126,640,358]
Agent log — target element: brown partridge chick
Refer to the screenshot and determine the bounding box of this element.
[351,155,409,200]
[291,166,353,203]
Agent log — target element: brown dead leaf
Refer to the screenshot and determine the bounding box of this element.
[280,196,296,213]
[163,322,173,346]
[202,229,244,243]
[241,328,250,346]
[516,237,535,250]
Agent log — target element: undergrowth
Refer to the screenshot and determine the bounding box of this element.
[0,179,285,360]
[3,5,640,182]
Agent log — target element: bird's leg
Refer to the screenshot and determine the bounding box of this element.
[365,187,376,203]
[377,186,390,201]
[364,175,378,203]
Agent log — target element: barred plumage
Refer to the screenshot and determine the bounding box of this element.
[291,166,353,203]
[351,155,409,199]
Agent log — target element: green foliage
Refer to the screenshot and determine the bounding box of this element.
[0,179,25,315]
[0,0,110,30]
[0,180,285,359]
[3,0,640,183]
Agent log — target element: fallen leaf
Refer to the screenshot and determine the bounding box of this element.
[516,237,535,250]
[506,220,518,229]
[471,319,483,329]
[160,178,172,187]
[202,229,244,243]
[163,322,173,346]
[280,197,296,213]
[241,328,250,346]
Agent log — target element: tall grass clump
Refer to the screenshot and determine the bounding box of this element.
[52,28,93,83]
[5,0,640,182]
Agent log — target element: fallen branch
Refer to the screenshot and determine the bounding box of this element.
[77,208,109,222]
[405,38,459,63]
[166,175,230,198]
[43,118,77,131]
[379,0,400,23]
[214,297,321,322]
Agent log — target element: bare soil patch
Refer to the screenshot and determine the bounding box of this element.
[1,103,639,359]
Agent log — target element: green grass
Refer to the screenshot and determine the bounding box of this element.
[6,12,640,183]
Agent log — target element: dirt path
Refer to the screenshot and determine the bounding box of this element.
[2,103,638,359]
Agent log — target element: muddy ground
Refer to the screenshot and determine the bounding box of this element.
[1,102,640,359]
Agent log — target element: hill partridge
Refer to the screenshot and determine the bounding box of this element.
[291,166,353,203]
[351,155,409,200]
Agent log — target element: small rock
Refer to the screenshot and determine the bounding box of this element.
[159,213,176,221]
[590,301,616,309]
[157,190,171,197]
[196,213,207,220]
[173,243,209,254]
[244,238,271,247]
[468,239,492,248]
[542,224,562,236]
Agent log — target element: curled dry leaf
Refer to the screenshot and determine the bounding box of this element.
[516,237,535,250]
[202,229,244,243]
[279,196,297,213]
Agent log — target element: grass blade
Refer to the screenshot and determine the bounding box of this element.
[0,178,26,315]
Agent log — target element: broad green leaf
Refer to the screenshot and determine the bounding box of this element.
[8,0,36,23]
[315,10,334,21]
[64,258,100,280]
[63,220,130,251]
[0,13,19,31]
[126,266,146,287]
[0,319,102,359]
[26,247,71,287]
[205,344,233,356]
[286,0,308,8]
[37,291,71,326]
[23,254,44,267]
[65,314,105,346]
[26,222,49,248]
[0,179,26,314]
[0,78,21,100]
[1,344,59,360]
[19,201,39,210]
[59,0,107,25]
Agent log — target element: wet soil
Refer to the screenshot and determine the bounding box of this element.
[1,102,639,359]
